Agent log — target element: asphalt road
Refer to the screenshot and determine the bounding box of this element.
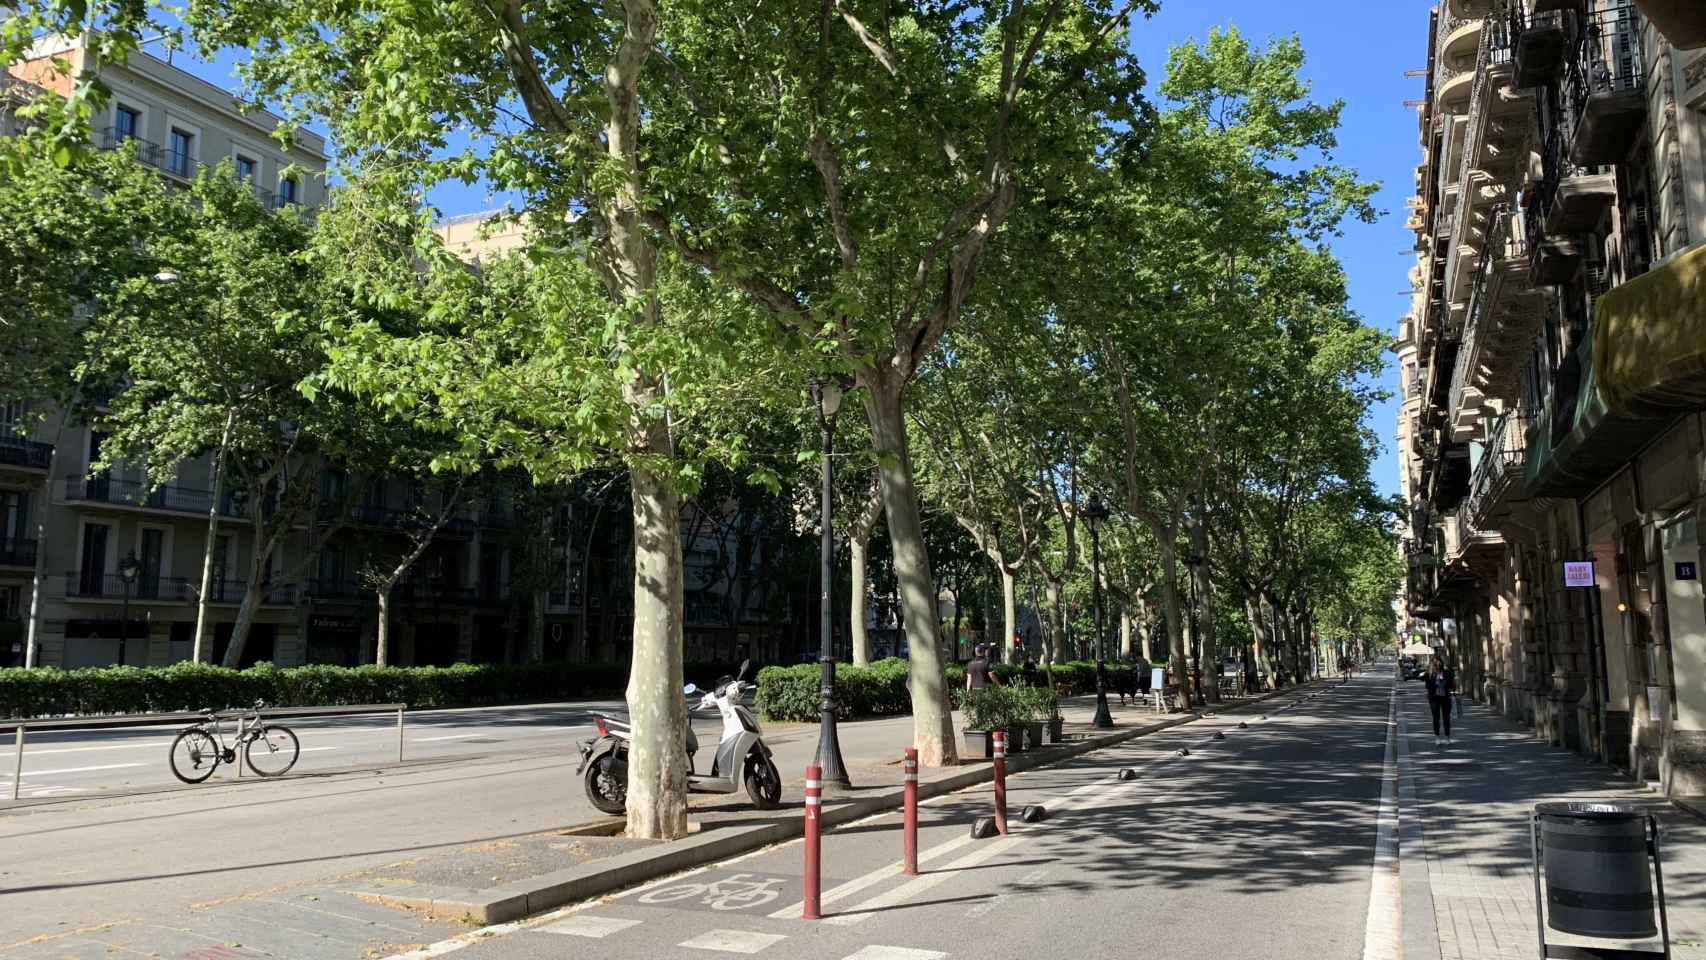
[375,674,1391,960]
[3,700,630,800]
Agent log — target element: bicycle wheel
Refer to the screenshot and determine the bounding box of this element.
[169,728,220,784]
[244,725,300,777]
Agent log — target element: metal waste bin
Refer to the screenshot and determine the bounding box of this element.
[1532,802,1670,959]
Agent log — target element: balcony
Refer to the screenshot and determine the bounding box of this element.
[1633,0,1706,48]
[63,475,249,518]
[1512,5,1575,89]
[0,438,53,471]
[397,580,478,606]
[308,578,367,601]
[64,571,193,602]
[331,502,475,535]
[1566,3,1648,167]
[1591,241,1706,417]
[195,579,298,606]
[1464,411,1531,527]
[1454,207,1545,430]
[97,128,313,209]
[0,536,37,567]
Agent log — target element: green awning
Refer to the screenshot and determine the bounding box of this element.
[1525,334,1671,499]
[1593,242,1706,417]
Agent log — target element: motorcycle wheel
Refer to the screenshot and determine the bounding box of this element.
[744,752,781,809]
[584,754,627,815]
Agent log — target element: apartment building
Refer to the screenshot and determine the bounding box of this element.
[1398,0,1706,799]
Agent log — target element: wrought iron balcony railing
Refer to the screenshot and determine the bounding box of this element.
[64,571,193,601]
[0,536,37,567]
[0,438,53,470]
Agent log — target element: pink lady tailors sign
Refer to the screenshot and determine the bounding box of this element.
[1563,561,1595,588]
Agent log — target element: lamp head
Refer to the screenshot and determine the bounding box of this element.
[1083,493,1109,532]
[119,550,140,582]
[810,376,844,419]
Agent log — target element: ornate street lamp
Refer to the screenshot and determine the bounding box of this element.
[1182,550,1204,703]
[118,550,141,666]
[1083,494,1112,729]
[810,376,852,788]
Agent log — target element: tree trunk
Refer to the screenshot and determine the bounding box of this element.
[1159,540,1191,708]
[624,461,689,839]
[530,589,546,662]
[375,588,392,666]
[1120,609,1134,658]
[1246,592,1270,682]
[1191,525,1221,703]
[221,514,271,668]
[1001,567,1018,663]
[864,381,956,766]
[850,533,871,667]
[193,410,236,663]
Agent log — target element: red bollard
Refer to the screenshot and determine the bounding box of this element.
[803,763,822,920]
[902,747,919,875]
[992,730,1009,836]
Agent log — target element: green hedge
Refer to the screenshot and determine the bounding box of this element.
[756,658,1153,723]
[0,660,739,719]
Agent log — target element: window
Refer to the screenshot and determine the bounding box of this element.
[168,127,194,177]
[0,399,24,440]
[235,155,256,183]
[114,105,139,142]
[278,176,299,205]
[79,522,111,595]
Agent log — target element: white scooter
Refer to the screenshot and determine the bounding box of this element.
[577,660,782,814]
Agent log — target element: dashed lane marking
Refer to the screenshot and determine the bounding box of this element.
[841,947,948,960]
[18,762,145,777]
[539,915,642,938]
[679,929,789,954]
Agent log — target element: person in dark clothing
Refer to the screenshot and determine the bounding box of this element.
[1426,655,1456,746]
[965,644,1002,691]
[1135,654,1152,698]
[1020,654,1039,688]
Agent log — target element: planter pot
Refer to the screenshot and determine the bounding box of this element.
[1047,717,1066,743]
[962,728,994,760]
[1025,721,1046,749]
[1005,726,1026,754]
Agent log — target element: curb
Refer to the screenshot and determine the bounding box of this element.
[346,682,1318,923]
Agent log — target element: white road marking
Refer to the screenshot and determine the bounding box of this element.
[371,917,533,958]
[0,741,173,757]
[679,930,788,953]
[767,833,977,918]
[1361,680,1401,960]
[20,762,145,777]
[24,786,87,797]
[841,947,948,960]
[539,915,642,938]
[823,835,1026,926]
[414,734,484,742]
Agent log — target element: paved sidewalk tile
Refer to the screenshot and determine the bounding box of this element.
[1400,685,1706,960]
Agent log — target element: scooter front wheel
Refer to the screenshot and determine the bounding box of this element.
[584,754,627,815]
[744,753,781,809]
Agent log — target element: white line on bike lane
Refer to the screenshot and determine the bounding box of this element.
[19,762,146,777]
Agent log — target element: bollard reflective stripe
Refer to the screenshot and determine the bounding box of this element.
[805,778,823,790]
[805,795,822,806]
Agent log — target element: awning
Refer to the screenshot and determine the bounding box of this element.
[1593,242,1706,417]
[1525,334,1671,499]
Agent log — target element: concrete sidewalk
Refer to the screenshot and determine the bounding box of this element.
[1397,681,1706,960]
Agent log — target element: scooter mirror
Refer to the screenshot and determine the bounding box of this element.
[683,683,698,696]
[738,659,752,680]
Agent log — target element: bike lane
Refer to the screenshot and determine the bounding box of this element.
[387,677,1387,960]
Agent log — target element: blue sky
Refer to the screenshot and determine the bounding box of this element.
[156,0,1424,499]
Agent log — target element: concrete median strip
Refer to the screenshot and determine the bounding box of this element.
[343,684,1311,924]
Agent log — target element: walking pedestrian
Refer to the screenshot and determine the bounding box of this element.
[1426,655,1456,746]
[1135,653,1152,699]
[965,644,1003,691]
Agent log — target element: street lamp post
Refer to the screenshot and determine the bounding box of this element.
[1183,551,1203,703]
[1083,494,1112,729]
[810,377,852,788]
[118,550,140,667]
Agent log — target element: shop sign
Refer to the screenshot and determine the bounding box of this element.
[1677,561,1698,582]
[1563,561,1595,588]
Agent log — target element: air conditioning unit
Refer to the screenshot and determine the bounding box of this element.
[1582,241,1613,301]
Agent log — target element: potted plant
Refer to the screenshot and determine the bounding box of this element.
[1036,686,1065,743]
[961,687,1003,760]
[1012,685,1047,749]
[1005,689,1027,755]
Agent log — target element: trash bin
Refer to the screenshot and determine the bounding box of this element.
[1533,802,1657,940]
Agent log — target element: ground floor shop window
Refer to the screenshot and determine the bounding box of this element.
[211,622,276,668]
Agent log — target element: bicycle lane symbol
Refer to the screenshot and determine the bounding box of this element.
[635,873,799,913]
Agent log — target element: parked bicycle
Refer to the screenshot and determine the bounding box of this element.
[169,701,300,783]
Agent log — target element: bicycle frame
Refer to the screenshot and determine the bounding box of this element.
[197,709,266,759]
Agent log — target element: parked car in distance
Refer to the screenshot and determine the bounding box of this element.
[1401,656,1422,680]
